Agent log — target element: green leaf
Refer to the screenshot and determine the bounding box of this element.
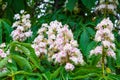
[42,72,51,80]
[0,71,9,78]
[12,0,25,12]
[10,41,45,72]
[0,20,2,44]
[0,57,8,69]
[116,49,120,68]
[74,28,82,40]
[5,0,13,6]
[89,54,102,66]
[81,0,96,9]
[80,30,90,54]
[71,66,101,76]
[11,55,32,72]
[107,74,120,80]
[66,0,77,11]
[86,27,95,37]
[51,67,62,80]
[2,20,12,42]
[86,41,97,57]
[71,73,99,79]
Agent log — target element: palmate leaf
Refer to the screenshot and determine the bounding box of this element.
[10,41,45,72]
[11,55,32,72]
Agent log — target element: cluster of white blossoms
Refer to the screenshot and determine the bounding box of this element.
[11,10,32,42]
[90,18,116,59]
[94,0,119,15]
[32,20,84,71]
[35,0,54,18]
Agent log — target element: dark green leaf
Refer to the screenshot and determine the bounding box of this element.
[0,20,2,44]
[86,27,95,37]
[2,20,12,42]
[80,30,90,54]
[86,41,97,57]
[116,49,120,68]
[81,0,96,9]
[89,54,102,66]
[12,0,25,12]
[11,55,32,72]
[66,0,77,11]
[42,72,51,80]
[51,67,62,80]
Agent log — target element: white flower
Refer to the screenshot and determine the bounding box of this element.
[44,0,49,2]
[38,42,46,47]
[38,27,47,34]
[49,34,56,39]
[20,10,25,14]
[95,30,103,41]
[102,40,111,48]
[70,40,78,47]
[69,56,79,64]
[8,59,12,63]
[0,43,6,48]
[0,51,7,58]
[25,14,30,19]
[90,46,102,56]
[24,30,32,37]
[17,26,24,31]
[14,14,20,20]
[65,63,75,71]
[107,4,116,11]
[107,48,116,59]
[58,51,67,57]
[64,43,72,51]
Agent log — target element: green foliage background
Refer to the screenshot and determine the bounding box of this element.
[0,0,120,80]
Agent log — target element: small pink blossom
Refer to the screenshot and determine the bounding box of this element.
[90,46,102,56]
[65,63,75,71]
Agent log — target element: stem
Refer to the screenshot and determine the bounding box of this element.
[102,54,105,77]
[12,75,14,80]
[102,47,106,77]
